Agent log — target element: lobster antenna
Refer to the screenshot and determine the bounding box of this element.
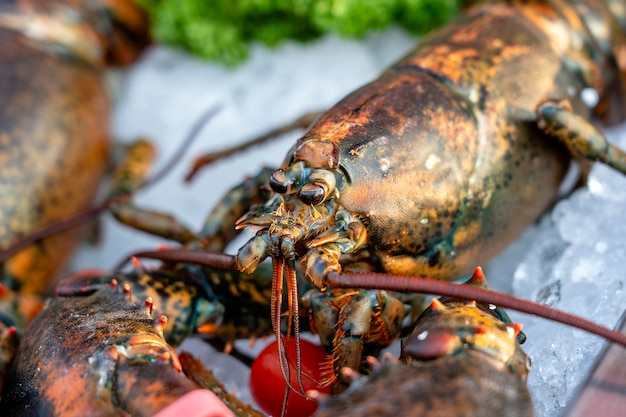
[271,258,305,396]
[113,248,237,272]
[122,249,626,347]
[143,104,222,188]
[325,270,626,348]
[0,104,221,263]
[0,205,107,262]
[184,111,321,182]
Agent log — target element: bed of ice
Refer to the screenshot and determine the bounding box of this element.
[70,27,626,417]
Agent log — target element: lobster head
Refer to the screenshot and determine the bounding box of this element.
[235,138,363,288]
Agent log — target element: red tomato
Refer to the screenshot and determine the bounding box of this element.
[250,338,331,417]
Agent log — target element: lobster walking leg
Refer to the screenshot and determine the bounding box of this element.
[98,163,274,251]
[537,100,626,174]
[302,287,406,390]
[107,139,196,244]
[179,352,265,417]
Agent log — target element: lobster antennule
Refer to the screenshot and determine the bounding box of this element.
[143,104,222,189]
[271,257,311,417]
[271,258,301,417]
[325,269,626,348]
[271,258,288,386]
[271,258,290,417]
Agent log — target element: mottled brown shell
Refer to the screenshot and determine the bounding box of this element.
[314,352,534,417]
[0,29,110,294]
[293,0,626,280]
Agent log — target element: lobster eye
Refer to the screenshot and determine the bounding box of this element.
[269,169,290,194]
[299,184,326,205]
[298,168,336,205]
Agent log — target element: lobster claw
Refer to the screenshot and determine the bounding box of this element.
[91,317,205,417]
[0,285,226,416]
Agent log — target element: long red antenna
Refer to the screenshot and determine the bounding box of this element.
[325,270,626,347]
[122,248,626,347]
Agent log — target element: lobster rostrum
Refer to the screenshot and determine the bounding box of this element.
[0,0,149,296]
[312,268,534,417]
[179,0,626,391]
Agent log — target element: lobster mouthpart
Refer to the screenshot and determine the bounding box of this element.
[235,160,366,289]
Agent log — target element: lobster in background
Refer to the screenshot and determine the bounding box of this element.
[0,0,150,393]
[0,0,150,296]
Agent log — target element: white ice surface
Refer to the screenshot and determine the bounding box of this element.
[70,28,626,417]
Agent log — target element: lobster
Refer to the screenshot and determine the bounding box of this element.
[0,0,150,296]
[42,0,626,409]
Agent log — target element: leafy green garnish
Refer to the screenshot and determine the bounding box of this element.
[134,0,481,66]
